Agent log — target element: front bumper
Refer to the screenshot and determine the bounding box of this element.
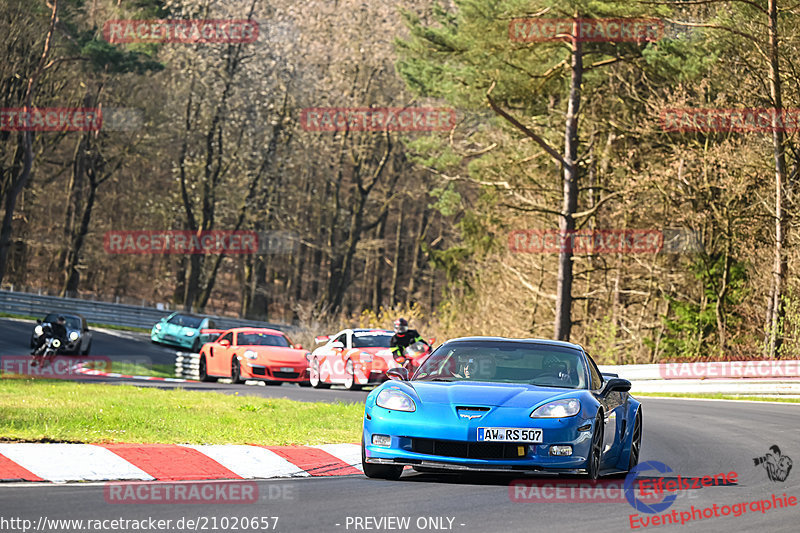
[152,330,196,348]
[242,363,310,383]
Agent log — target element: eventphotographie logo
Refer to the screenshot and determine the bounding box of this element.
[754,445,793,483]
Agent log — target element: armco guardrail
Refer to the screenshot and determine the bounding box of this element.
[0,289,297,333]
[600,360,800,396]
[174,357,800,394]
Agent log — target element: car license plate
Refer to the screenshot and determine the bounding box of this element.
[477,427,543,443]
[280,367,295,372]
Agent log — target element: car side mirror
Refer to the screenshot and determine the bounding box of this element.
[603,377,631,393]
[294,344,303,350]
[386,368,409,381]
[219,339,231,347]
[314,335,330,344]
[427,337,436,345]
[331,341,344,349]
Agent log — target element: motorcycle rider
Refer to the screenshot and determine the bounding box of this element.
[31,315,68,365]
[390,318,424,363]
[33,315,68,354]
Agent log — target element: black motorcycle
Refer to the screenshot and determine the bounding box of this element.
[31,324,65,368]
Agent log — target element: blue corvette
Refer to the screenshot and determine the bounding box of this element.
[362,337,642,480]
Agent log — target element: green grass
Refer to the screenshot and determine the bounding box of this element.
[634,392,800,403]
[82,360,176,378]
[0,378,363,444]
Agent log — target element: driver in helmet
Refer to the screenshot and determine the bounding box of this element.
[389,318,424,363]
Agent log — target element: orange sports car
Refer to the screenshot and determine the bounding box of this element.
[198,327,310,385]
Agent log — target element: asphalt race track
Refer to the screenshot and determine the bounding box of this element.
[1,317,799,532]
[0,317,368,402]
[0,399,797,532]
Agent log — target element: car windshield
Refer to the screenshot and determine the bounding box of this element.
[414,340,587,389]
[237,332,291,347]
[167,314,204,328]
[44,314,81,330]
[352,331,393,348]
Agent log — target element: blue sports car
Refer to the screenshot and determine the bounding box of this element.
[362,337,642,480]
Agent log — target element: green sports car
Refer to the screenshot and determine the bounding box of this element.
[150,312,218,352]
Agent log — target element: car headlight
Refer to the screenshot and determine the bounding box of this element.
[34,325,43,336]
[304,351,312,362]
[52,339,61,348]
[185,330,195,337]
[531,399,581,418]
[376,388,416,412]
[243,350,258,360]
[155,323,162,331]
[69,331,79,342]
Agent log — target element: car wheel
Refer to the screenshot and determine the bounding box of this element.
[298,381,312,387]
[82,341,91,356]
[310,358,330,389]
[199,355,217,382]
[361,434,403,480]
[30,336,36,349]
[231,357,243,384]
[344,359,361,391]
[587,412,604,480]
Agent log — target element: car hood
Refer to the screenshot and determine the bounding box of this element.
[405,381,581,408]
[246,347,306,364]
[360,347,395,360]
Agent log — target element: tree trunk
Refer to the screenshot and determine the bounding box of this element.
[389,199,405,305]
[554,24,583,341]
[371,211,388,311]
[766,0,788,358]
[406,207,428,302]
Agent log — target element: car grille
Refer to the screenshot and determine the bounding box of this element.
[410,438,527,460]
[251,367,266,376]
[273,371,299,379]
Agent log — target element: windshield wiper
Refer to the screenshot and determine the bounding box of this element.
[428,377,454,382]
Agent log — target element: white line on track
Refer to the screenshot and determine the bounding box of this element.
[638,395,800,406]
